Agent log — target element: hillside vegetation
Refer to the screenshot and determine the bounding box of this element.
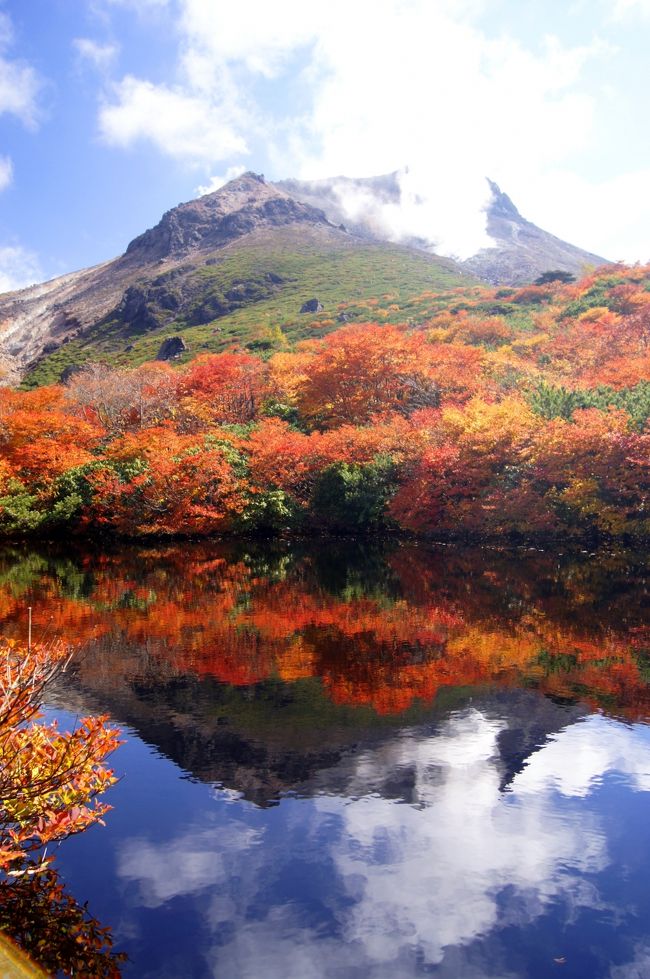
[0,263,648,541]
[24,228,468,388]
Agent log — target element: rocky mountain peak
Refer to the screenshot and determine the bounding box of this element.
[485,180,522,222]
[124,171,332,264]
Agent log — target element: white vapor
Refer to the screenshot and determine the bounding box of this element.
[329,169,494,261]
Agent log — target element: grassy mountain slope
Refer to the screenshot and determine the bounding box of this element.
[24,224,472,387]
[0,172,473,388]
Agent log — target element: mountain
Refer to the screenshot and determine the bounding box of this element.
[51,640,586,808]
[277,173,608,286]
[0,172,470,385]
[0,171,608,385]
[464,180,608,284]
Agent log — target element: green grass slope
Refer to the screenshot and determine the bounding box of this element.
[24,226,474,388]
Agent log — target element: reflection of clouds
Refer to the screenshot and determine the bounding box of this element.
[513,714,650,797]
[118,821,262,907]
[611,944,650,978]
[116,707,650,977]
[323,710,605,968]
[206,909,522,979]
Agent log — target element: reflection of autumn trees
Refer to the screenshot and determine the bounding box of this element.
[0,869,126,978]
[2,543,648,721]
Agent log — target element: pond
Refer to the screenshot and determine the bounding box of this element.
[1,539,649,978]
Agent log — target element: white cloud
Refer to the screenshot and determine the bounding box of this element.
[609,0,650,18]
[99,75,248,162]
[196,165,247,197]
[73,37,119,69]
[0,155,12,191]
[0,245,42,293]
[0,13,40,127]
[177,0,319,77]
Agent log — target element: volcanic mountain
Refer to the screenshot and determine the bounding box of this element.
[0,171,607,385]
[0,172,467,384]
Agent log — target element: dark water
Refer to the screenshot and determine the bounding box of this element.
[2,539,650,978]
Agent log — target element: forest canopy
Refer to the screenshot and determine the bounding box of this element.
[0,264,648,540]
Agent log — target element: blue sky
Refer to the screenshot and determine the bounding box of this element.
[1,0,650,289]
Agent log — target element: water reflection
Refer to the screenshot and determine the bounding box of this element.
[104,702,650,978]
[0,868,127,977]
[0,540,648,977]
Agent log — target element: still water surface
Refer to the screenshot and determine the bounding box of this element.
[2,540,649,978]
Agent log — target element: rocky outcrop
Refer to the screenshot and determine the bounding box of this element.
[300,298,323,314]
[156,335,188,360]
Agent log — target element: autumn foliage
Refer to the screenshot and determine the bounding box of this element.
[1,263,649,539]
[0,637,122,974]
[0,639,119,875]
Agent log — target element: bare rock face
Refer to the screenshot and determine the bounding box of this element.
[0,260,121,372]
[156,335,188,360]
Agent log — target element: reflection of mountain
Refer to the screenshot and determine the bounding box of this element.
[5,535,645,802]
[51,645,585,806]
